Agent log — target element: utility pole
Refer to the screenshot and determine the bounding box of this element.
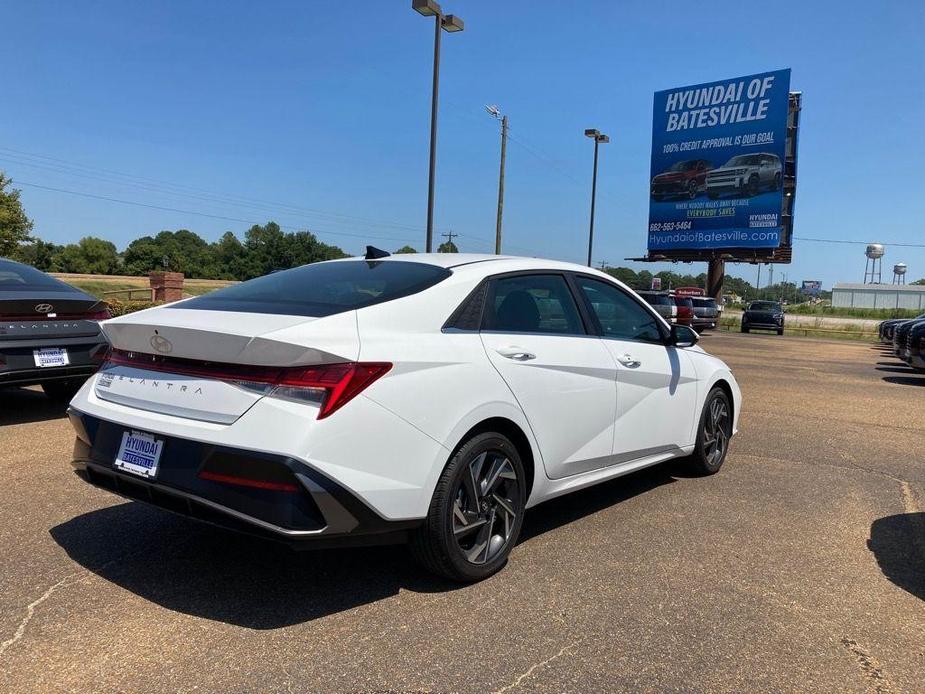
[756,263,762,300]
[439,230,459,252]
[599,260,607,271]
[486,106,508,254]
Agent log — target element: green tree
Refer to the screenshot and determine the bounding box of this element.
[911,278,925,286]
[437,240,459,253]
[0,173,34,256]
[55,236,120,274]
[394,245,417,254]
[12,239,62,270]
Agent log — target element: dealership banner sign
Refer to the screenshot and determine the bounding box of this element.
[648,69,791,251]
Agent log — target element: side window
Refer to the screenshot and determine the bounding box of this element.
[485,274,585,335]
[574,277,664,343]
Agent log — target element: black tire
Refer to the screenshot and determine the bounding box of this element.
[746,175,759,197]
[740,325,749,333]
[689,387,733,475]
[773,172,782,191]
[777,328,784,336]
[687,180,698,199]
[410,432,526,582]
[41,379,84,401]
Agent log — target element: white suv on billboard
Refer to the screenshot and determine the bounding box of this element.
[706,153,782,199]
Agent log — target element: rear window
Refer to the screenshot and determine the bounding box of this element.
[640,293,671,306]
[0,260,73,292]
[179,260,451,317]
[674,297,694,308]
[691,298,716,308]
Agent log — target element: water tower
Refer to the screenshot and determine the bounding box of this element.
[864,243,885,284]
[892,262,907,285]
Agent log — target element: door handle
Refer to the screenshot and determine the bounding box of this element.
[496,347,536,361]
[617,353,641,368]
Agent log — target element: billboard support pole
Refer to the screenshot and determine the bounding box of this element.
[707,259,725,303]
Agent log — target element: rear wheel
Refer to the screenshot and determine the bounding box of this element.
[777,327,784,336]
[410,432,525,582]
[689,387,733,475]
[41,379,84,401]
[687,180,698,199]
[740,325,749,333]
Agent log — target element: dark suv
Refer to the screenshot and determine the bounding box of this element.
[741,300,784,335]
[690,297,719,330]
[651,159,712,201]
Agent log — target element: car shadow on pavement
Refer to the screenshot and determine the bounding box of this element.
[50,502,461,630]
[50,462,681,629]
[876,366,920,374]
[881,375,925,386]
[868,513,925,601]
[0,386,70,426]
[520,461,681,543]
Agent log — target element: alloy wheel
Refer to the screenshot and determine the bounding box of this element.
[702,395,730,466]
[452,451,520,565]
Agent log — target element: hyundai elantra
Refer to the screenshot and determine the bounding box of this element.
[68,250,740,581]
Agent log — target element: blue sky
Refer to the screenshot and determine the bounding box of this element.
[2,0,923,287]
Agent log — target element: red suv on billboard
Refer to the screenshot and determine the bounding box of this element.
[651,159,713,201]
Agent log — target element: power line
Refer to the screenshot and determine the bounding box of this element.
[794,236,925,248]
[13,181,422,245]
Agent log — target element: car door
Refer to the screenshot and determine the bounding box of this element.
[572,275,699,459]
[479,273,618,480]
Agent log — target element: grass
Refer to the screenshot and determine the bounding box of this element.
[718,314,877,342]
[780,304,921,320]
[60,277,228,299]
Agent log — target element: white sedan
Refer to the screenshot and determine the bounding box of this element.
[68,251,740,581]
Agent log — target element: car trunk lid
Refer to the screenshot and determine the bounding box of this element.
[95,306,360,424]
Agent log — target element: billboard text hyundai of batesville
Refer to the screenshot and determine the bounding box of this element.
[648,69,791,252]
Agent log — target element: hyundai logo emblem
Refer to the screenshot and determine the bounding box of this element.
[150,334,173,354]
[34,303,54,314]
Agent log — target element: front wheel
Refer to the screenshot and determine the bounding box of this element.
[689,387,733,475]
[410,432,526,582]
[777,328,784,336]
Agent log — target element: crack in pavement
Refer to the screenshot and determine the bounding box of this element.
[840,638,895,694]
[0,571,90,658]
[492,639,584,693]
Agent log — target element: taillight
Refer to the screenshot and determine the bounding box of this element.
[86,309,112,321]
[276,362,392,418]
[103,350,391,419]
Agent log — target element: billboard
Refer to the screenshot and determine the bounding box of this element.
[675,286,705,297]
[801,280,822,296]
[648,69,791,252]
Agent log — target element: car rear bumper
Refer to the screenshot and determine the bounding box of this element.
[651,180,690,195]
[0,334,108,387]
[68,409,422,548]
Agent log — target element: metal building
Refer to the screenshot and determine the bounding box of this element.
[832,283,925,310]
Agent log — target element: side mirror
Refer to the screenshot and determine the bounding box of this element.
[670,324,699,348]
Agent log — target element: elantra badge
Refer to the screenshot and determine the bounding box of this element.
[150,334,173,354]
[34,303,54,313]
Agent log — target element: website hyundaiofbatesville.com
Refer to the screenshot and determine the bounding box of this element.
[648,228,781,247]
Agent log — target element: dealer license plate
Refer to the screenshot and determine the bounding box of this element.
[33,347,69,368]
[114,430,164,479]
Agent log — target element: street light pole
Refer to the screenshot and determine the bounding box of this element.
[487,106,508,254]
[584,128,609,266]
[412,1,464,252]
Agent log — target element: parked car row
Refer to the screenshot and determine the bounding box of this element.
[637,291,720,331]
[0,258,110,400]
[880,313,925,370]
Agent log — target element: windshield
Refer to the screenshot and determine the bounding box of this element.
[726,155,762,167]
[668,160,696,172]
[748,301,781,312]
[179,260,451,317]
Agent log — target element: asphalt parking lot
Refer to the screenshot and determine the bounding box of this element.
[1,332,923,693]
